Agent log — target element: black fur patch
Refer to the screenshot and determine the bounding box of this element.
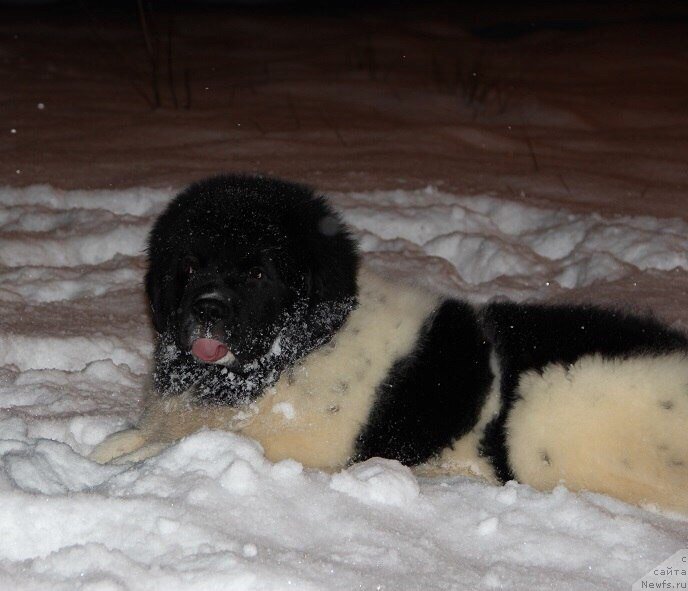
[352,300,493,466]
[479,302,688,482]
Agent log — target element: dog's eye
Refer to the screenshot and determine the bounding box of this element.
[248,266,263,280]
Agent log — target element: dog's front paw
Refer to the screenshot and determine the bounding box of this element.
[109,442,171,464]
[89,428,147,464]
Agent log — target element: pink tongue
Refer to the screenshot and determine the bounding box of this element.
[192,338,230,362]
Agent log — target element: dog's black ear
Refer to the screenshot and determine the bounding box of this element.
[145,263,166,334]
[299,199,360,308]
[145,194,188,335]
[145,222,179,335]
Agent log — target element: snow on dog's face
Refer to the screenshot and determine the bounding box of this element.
[145,175,359,405]
[173,230,301,367]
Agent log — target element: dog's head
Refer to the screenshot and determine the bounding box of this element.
[145,175,359,403]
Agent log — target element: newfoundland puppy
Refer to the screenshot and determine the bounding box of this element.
[92,175,688,514]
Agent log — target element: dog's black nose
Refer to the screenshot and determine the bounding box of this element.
[192,298,227,322]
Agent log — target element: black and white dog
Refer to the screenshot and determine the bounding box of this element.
[93,175,688,514]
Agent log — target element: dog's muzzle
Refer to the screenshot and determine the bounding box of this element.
[188,294,236,364]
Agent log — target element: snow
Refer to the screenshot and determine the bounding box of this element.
[330,458,420,507]
[0,183,686,590]
[271,401,296,420]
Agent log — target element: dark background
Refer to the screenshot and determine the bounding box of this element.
[2,0,687,217]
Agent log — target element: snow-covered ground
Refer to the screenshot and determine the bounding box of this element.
[0,184,686,590]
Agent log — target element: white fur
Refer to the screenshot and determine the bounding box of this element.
[92,268,439,468]
[507,353,688,513]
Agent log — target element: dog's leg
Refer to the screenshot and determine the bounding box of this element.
[108,441,171,464]
[507,354,688,514]
[89,429,148,464]
[90,392,240,463]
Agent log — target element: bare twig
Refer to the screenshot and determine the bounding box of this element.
[365,34,377,80]
[78,0,154,108]
[167,16,178,109]
[558,173,573,197]
[525,136,540,172]
[183,68,192,110]
[137,0,161,109]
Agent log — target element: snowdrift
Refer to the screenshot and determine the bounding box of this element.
[0,184,686,590]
